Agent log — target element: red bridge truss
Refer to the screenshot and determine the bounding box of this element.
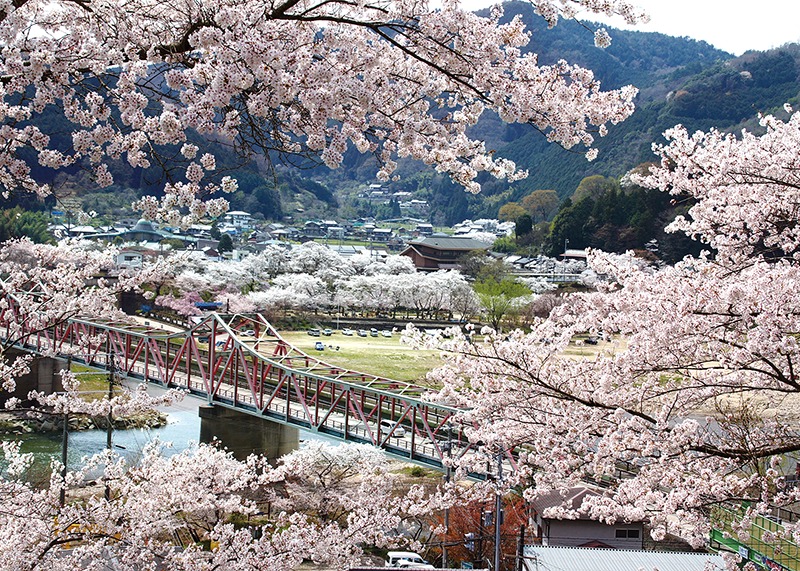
[1,298,502,471]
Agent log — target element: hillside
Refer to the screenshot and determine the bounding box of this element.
[468,4,800,210]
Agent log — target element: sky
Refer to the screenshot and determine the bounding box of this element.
[600,0,800,56]
[459,0,800,56]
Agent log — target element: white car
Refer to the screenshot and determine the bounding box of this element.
[380,419,406,438]
[341,328,354,336]
[386,551,434,569]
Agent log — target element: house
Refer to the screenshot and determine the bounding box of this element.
[116,250,144,269]
[326,225,346,239]
[400,235,491,271]
[415,223,434,236]
[561,248,589,261]
[303,221,325,237]
[529,486,645,549]
[371,228,393,242]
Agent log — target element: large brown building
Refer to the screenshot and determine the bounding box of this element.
[400,235,491,271]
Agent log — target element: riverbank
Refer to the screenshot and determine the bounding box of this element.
[0,409,168,434]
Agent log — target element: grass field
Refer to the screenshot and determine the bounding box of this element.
[276,329,621,384]
[70,364,122,401]
[278,330,445,384]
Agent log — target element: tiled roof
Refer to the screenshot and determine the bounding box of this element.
[407,236,491,250]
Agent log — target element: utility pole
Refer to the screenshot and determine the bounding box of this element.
[105,351,115,501]
[59,356,72,507]
[60,408,68,506]
[477,505,485,569]
[516,524,526,571]
[494,453,503,571]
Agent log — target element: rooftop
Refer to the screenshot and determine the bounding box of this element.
[523,546,724,571]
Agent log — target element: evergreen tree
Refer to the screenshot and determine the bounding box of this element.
[217,233,234,253]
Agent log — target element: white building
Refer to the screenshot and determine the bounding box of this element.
[116,250,144,269]
[224,211,253,229]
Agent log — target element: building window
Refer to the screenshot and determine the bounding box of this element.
[615,529,640,539]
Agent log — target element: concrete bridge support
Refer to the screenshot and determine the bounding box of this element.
[198,405,299,461]
[0,351,68,405]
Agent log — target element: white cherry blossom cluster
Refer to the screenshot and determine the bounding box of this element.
[0,439,455,571]
[532,0,649,28]
[420,106,800,548]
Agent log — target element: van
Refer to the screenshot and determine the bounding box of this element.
[385,551,434,568]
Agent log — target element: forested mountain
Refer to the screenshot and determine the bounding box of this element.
[469,3,800,204]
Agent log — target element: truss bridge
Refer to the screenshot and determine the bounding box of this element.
[3,301,492,471]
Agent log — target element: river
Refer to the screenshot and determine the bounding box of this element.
[6,381,205,482]
[5,381,333,484]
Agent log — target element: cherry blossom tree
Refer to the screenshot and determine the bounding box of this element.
[422,107,800,552]
[0,439,445,571]
[335,274,396,315]
[255,273,329,313]
[0,239,160,391]
[288,242,354,284]
[155,291,204,317]
[0,0,643,225]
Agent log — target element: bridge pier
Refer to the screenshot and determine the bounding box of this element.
[1,352,68,405]
[198,405,299,461]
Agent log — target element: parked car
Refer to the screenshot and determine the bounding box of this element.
[385,551,434,569]
[314,341,325,351]
[322,328,333,336]
[379,419,406,438]
[307,328,321,336]
[358,329,368,337]
[341,328,354,336]
[370,328,379,337]
[381,330,392,338]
